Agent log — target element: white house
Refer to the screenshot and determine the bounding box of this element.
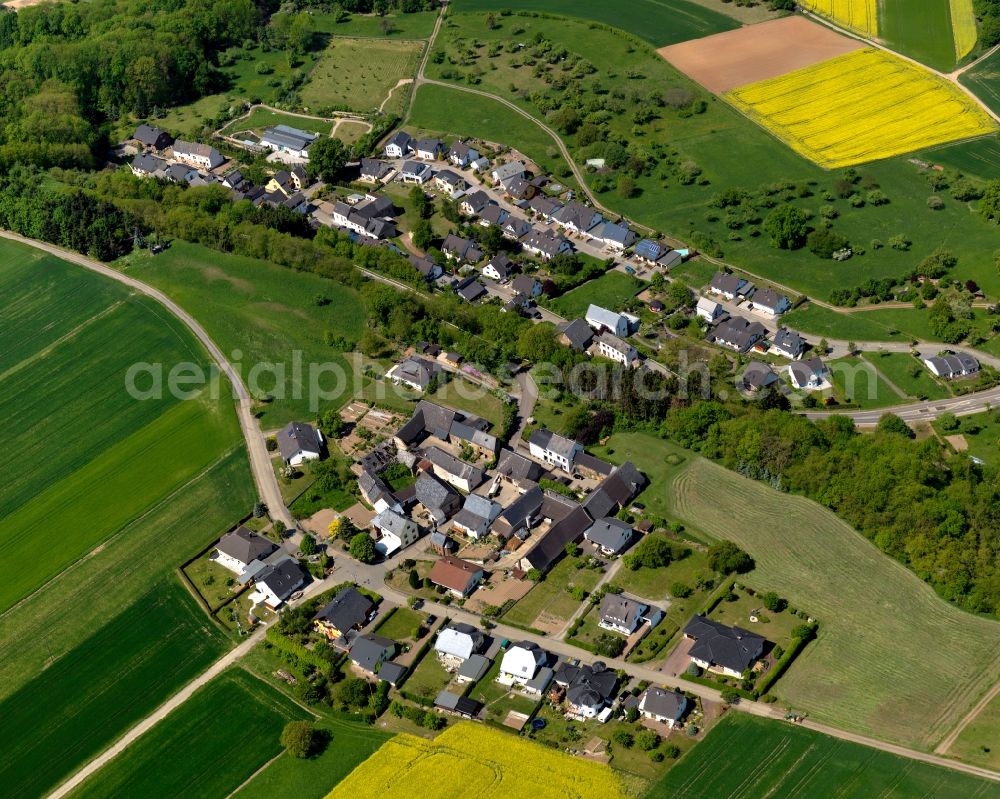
[924,352,980,379]
[435,622,484,665]
[260,125,318,160]
[251,557,307,610]
[384,131,413,158]
[554,202,603,236]
[433,169,469,197]
[399,160,433,184]
[772,327,806,360]
[491,160,526,185]
[527,428,582,473]
[708,271,750,300]
[598,593,649,635]
[172,140,224,170]
[594,332,638,366]
[276,422,324,466]
[595,220,637,252]
[214,526,277,574]
[497,642,547,686]
[511,273,542,298]
[449,140,481,167]
[684,615,765,679]
[372,508,420,557]
[750,287,791,317]
[584,517,633,556]
[696,297,724,322]
[639,687,688,728]
[415,138,446,160]
[482,254,514,282]
[788,357,831,391]
[386,355,441,391]
[586,304,629,337]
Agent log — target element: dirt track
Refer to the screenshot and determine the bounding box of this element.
[658,15,864,93]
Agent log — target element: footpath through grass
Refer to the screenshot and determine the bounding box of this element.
[68,669,309,799]
[0,582,228,799]
[601,432,1000,750]
[648,713,1000,798]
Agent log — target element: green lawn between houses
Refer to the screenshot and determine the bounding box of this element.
[502,553,605,629]
[648,713,1000,799]
[224,107,333,138]
[596,432,1000,749]
[67,669,310,799]
[549,271,646,319]
[863,351,952,400]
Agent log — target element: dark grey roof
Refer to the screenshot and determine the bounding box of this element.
[522,505,591,572]
[529,428,578,458]
[583,462,645,518]
[397,400,458,443]
[131,153,166,174]
[555,202,602,232]
[409,254,441,278]
[521,228,568,256]
[262,125,318,151]
[425,446,484,488]
[480,204,507,225]
[494,485,544,539]
[255,557,307,601]
[752,287,787,311]
[527,195,562,218]
[684,614,765,674]
[435,690,482,717]
[742,361,779,391]
[640,686,688,721]
[416,137,445,153]
[790,357,828,386]
[495,449,542,481]
[314,587,376,632]
[415,471,460,512]
[360,158,392,179]
[484,253,514,280]
[449,140,475,160]
[350,634,395,671]
[927,353,980,378]
[710,271,748,295]
[634,239,665,261]
[216,526,277,564]
[393,355,441,389]
[511,274,539,296]
[276,421,322,462]
[503,218,533,239]
[386,130,413,150]
[133,124,172,147]
[377,661,407,685]
[712,316,767,352]
[458,653,490,681]
[584,517,633,553]
[559,319,594,351]
[599,593,647,629]
[456,278,487,302]
[575,452,612,476]
[555,661,617,709]
[461,190,491,214]
[773,327,805,355]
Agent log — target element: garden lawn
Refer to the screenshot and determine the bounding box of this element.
[934,409,1000,467]
[312,9,439,38]
[0,582,228,799]
[502,554,604,629]
[615,546,713,601]
[115,240,366,424]
[68,669,309,799]
[648,714,1000,799]
[402,652,454,702]
[451,0,740,45]
[947,690,1000,772]
[429,376,508,428]
[864,352,952,400]
[300,38,423,113]
[234,719,392,799]
[550,271,645,319]
[826,356,902,408]
[960,48,1000,117]
[335,119,374,144]
[374,606,425,641]
[224,107,332,137]
[598,432,1000,749]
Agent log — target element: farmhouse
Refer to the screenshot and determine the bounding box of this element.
[415,472,462,523]
[751,287,791,317]
[498,641,548,687]
[586,304,629,337]
[598,593,649,635]
[214,527,278,574]
[528,428,582,473]
[491,485,544,542]
[684,614,766,679]
[584,517,633,556]
[435,622,485,665]
[495,448,543,483]
[313,587,377,640]
[581,462,646,519]
[260,125,318,159]
[638,686,688,728]
[429,555,484,597]
[788,357,831,390]
[451,493,502,539]
[372,508,420,557]
[518,504,591,574]
[772,327,807,359]
[252,557,308,610]
[696,297,725,322]
[594,332,639,366]
[386,355,442,392]
[711,316,767,352]
[384,130,413,158]
[708,271,751,300]
[924,352,980,379]
[350,634,396,675]
[172,140,224,170]
[449,140,480,167]
[133,124,173,150]
[276,421,324,466]
[554,661,617,719]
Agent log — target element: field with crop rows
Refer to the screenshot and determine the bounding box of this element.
[0,583,227,799]
[950,0,978,59]
[300,38,422,113]
[326,723,627,799]
[727,49,996,168]
[881,0,961,71]
[649,714,1000,798]
[69,669,309,799]
[961,48,1000,117]
[600,433,1000,749]
[799,0,877,35]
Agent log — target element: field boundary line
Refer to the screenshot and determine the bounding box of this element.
[934,677,1000,754]
[222,751,284,799]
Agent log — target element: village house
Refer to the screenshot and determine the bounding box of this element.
[511,273,542,298]
[772,327,807,360]
[448,140,481,167]
[251,557,308,610]
[434,169,469,197]
[409,254,444,281]
[503,218,534,242]
[711,316,767,353]
[260,125,317,160]
[483,253,515,282]
[696,297,725,323]
[751,287,791,317]
[558,318,595,352]
[741,361,780,393]
[386,355,442,392]
[399,160,434,184]
[130,153,167,177]
[214,526,278,574]
[581,461,646,520]
[708,271,752,300]
[460,190,491,216]
[276,421,324,466]
[633,238,666,266]
[360,158,393,183]
[424,446,484,493]
[428,555,484,597]
[313,587,377,640]
[350,634,396,676]
[490,160,526,186]
[359,470,395,512]
[788,357,831,390]
[491,485,544,542]
[502,175,535,201]
[372,508,421,557]
[518,501,591,574]
[415,471,462,523]
[554,202,604,237]
[583,517,633,556]
[172,140,224,170]
[384,130,413,158]
[684,614,766,679]
[133,123,173,151]
[268,170,297,195]
[594,332,639,366]
[479,204,508,227]
[494,448,543,483]
[455,276,488,303]
[924,352,980,379]
[586,304,629,337]
[638,686,688,728]
[595,220,637,252]
[527,194,563,221]
[442,234,484,264]
[598,593,650,635]
[498,641,549,688]
[415,138,446,160]
[435,622,486,666]
[554,661,618,719]
[528,428,582,473]
[450,493,502,539]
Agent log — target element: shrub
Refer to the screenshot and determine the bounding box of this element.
[671,582,692,599]
[636,729,660,750]
[612,729,634,748]
[720,688,740,705]
[281,721,316,758]
[761,591,786,612]
[708,541,754,574]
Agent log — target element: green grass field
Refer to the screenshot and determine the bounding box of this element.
[301,38,422,113]
[373,606,425,640]
[826,356,903,408]
[115,240,366,424]
[233,718,392,799]
[451,0,740,46]
[0,242,244,611]
[960,48,1000,117]
[68,669,309,799]
[599,432,1000,749]
[224,107,332,138]
[614,546,713,601]
[881,0,958,71]
[649,714,1000,798]
[865,352,952,400]
[313,9,439,38]
[550,271,644,319]
[503,553,605,629]
[0,583,228,799]
[948,690,1000,772]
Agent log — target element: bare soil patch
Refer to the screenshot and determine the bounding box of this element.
[657,16,863,93]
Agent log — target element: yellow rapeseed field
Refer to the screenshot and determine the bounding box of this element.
[324,723,628,799]
[950,0,978,60]
[799,0,877,36]
[726,48,996,169]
